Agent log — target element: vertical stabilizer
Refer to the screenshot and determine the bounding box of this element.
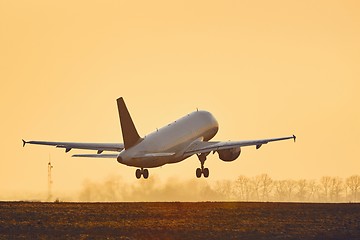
[117,97,142,149]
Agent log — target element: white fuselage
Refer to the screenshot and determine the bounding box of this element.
[117,110,219,168]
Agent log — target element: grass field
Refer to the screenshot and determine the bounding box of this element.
[0,202,359,239]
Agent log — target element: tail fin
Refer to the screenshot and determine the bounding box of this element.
[117,97,142,149]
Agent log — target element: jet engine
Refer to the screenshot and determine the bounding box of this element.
[217,147,241,162]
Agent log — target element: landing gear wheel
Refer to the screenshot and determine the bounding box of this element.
[196,153,210,178]
[143,169,149,179]
[203,168,209,178]
[196,168,202,178]
[135,169,141,179]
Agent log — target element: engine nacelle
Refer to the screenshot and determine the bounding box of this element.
[217,147,241,162]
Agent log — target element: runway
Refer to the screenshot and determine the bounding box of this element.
[0,202,359,239]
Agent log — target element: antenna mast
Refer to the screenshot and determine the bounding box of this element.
[47,157,53,201]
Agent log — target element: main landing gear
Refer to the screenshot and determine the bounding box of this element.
[135,168,149,179]
[196,153,209,178]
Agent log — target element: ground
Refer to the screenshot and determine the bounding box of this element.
[0,202,359,239]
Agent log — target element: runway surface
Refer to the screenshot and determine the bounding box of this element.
[0,202,359,239]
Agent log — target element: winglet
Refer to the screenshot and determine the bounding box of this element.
[293,135,296,142]
[22,139,27,147]
[117,97,142,149]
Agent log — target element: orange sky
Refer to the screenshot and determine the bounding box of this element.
[1,0,359,200]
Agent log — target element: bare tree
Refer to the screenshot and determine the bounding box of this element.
[307,180,320,202]
[284,180,296,201]
[329,177,343,202]
[251,176,261,201]
[320,176,332,202]
[214,180,233,200]
[255,174,273,201]
[213,174,360,202]
[274,180,288,201]
[234,175,252,201]
[296,179,308,202]
[346,175,360,202]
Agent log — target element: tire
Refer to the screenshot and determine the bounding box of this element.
[135,169,141,179]
[196,168,202,178]
[203,168,209,178]
[143,169,149,179]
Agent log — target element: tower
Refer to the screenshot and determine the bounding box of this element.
[47,161,53,201]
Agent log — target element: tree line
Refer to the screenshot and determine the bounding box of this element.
[213,174,360,202]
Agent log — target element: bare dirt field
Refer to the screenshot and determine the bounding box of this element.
[0,202,359,239]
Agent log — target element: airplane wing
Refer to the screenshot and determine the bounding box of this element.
[184,135,296,156]
[72,154,119,158]
[22,140,124,154]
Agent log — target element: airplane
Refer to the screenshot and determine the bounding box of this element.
[23,97,296,179]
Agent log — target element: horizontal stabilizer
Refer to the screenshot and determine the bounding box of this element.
[72,154,118,158]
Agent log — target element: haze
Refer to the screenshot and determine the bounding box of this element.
[1,0,359,200]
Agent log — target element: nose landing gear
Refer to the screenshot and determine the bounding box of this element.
[135,168,149,179]
[196,153,210,178]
